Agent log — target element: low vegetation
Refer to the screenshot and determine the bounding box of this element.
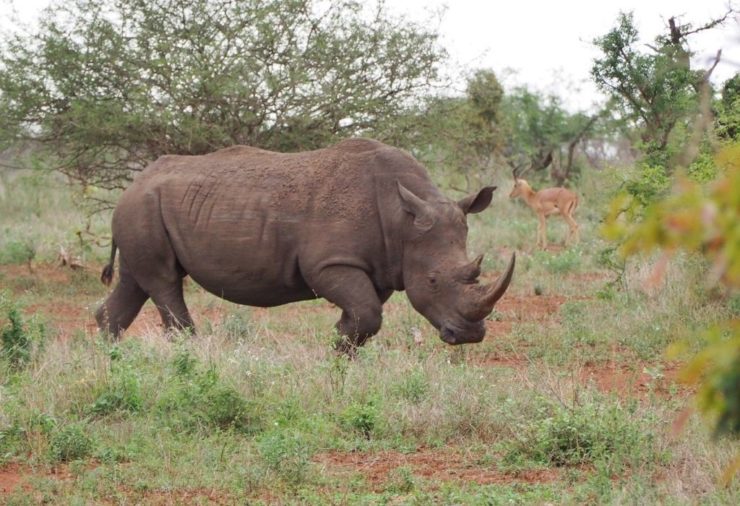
[0,168,738,503]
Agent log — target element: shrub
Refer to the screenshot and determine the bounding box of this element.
[624,163,670,207]
[0,239,36,267]
[88,366,143,417]
[1,308,32,369]
[172,347,198,377]
[200,380,253,430]
[687,151,720,183]
[340,399,379,439]
[503,401,652,470]
[49,424,94,463]
[257,428,312,486]
[157,353,259,433]
[0,421,27,461]
[393,369,429,405]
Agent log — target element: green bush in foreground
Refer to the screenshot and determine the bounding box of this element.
[49,424,94,463]
[88,365,143,417]
[257,428,312,487]
[1,308,32,369]
[503,400,654,470]
[156,349,260,433]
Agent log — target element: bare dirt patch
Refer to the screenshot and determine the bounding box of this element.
[483,294,567,338]
[107,488,237,505]
[0,463,25,494]
[0,462,76,496]
[314,448,559,491]
[579,360,685,397]
[496,295,568,323]
[22,300,165,341]
[474,354,687,399]
[0,262,77,289]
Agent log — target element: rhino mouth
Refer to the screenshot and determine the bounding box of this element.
[440,320,486,345]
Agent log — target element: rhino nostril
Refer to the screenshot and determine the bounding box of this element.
[440,325,457,344]
[440,320,485,344]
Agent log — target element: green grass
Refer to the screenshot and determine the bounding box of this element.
[1,168,739,503]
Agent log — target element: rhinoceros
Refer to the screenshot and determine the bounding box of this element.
[96,138,514,350]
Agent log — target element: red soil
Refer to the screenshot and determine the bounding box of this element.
[0,463,24,495]
[313,448,560,490]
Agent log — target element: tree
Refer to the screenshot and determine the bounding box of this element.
[716,73,740,141]
[0,0,445,207]
[501,87,599,185]
[408,69,506,190]
[591,11,731,166]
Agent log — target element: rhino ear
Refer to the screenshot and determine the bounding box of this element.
[458,186,496,215]
[398,182,435,231]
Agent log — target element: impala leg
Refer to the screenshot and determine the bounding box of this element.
[537,213,548,249]
[562,213,579,245]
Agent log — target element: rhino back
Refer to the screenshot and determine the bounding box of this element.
[114,139,432,305]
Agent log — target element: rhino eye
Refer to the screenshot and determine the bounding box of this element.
[427,275,438,287]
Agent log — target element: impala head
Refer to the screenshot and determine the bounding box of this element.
[509,150,552,199]
[397,182,515,344]
[509,177,532,199]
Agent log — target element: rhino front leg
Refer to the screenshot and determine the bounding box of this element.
[123,260,194,336]
[150,282,195,336]
[309,266,389,354]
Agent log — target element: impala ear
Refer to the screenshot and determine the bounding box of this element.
[398,182,435,231]
[458,186,496,215]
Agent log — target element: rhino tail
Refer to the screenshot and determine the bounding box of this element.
[101,239,117,286]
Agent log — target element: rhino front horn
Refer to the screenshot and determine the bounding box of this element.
[479,253,516,315]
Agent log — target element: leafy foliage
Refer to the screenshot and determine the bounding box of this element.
[88,364,143,417]
[0,302,45,372]
[716,73,740,141]
[0,240,36,267]
[340,398,379,439]
[257,428,312,486]
[623,163,672,208]
[679,322,740,438]
[606,144,740,441]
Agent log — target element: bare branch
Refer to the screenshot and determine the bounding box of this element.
[0,161,28,170]
[679,8,737,39]
[701,49,723,84]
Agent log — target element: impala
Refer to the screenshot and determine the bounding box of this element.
[509,165,580,249]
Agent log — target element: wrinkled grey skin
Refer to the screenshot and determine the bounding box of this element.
[96,138,515,351]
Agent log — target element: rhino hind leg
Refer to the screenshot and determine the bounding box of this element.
[95,264,149,338]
